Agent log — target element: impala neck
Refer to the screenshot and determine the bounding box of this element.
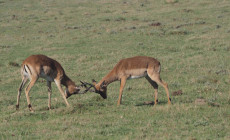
[99,70,118,86]
[61,75,76,88]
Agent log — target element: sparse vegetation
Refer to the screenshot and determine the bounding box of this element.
[0,0,229,139]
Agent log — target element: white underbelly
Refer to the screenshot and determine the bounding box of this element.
[128,74,146,80]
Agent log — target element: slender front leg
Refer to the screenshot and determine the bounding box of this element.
[54,80,70,107]
[16,77,28,110]
[25,77,38,112]
[117,77,127,106]
[47,81,52,110]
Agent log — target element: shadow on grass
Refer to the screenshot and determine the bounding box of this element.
[135,100,168,106]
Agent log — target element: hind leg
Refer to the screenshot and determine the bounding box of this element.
[145,76,158,105]
[16,76,28,110]
[156,79,171,104]
[25,76,38,112]
[147,70,171,105]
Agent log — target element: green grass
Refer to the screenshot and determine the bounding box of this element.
[0,0,230,139]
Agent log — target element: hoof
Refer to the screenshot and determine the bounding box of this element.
[16,105,19,110]
[28,104,34,112]
[47,107,52,110]
[154,99,158,105]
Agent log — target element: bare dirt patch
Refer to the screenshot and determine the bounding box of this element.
[172,90,183,96]
[8,62,20,67]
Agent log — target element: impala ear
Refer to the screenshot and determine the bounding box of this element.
[76,86,80,91]
[92,79,97,85]
[65,89,69,98]
[100,80,107,88]
[65,89,67,96]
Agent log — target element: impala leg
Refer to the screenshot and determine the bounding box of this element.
[154,78,171,104]
[147,71,171,105]
[25,76,38,112]
[16,76,28,110]
[117,77,127,106]
[54,80,70,107]
[145,76,158,105]
[47,81,52,110]
[156,79,171,104]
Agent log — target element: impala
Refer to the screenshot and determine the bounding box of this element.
[17,54,91,112]
[83,56,171,105]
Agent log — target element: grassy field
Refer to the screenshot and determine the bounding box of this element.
[0,0,230,139]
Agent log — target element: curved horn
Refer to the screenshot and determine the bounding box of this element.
[78,84,94,94]
[80,81,94,87]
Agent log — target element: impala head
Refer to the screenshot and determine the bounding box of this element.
[92,79,107,99]
[65,85,80,99]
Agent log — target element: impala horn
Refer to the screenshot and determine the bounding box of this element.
[77,81,94,94]
[79,81,97,93]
